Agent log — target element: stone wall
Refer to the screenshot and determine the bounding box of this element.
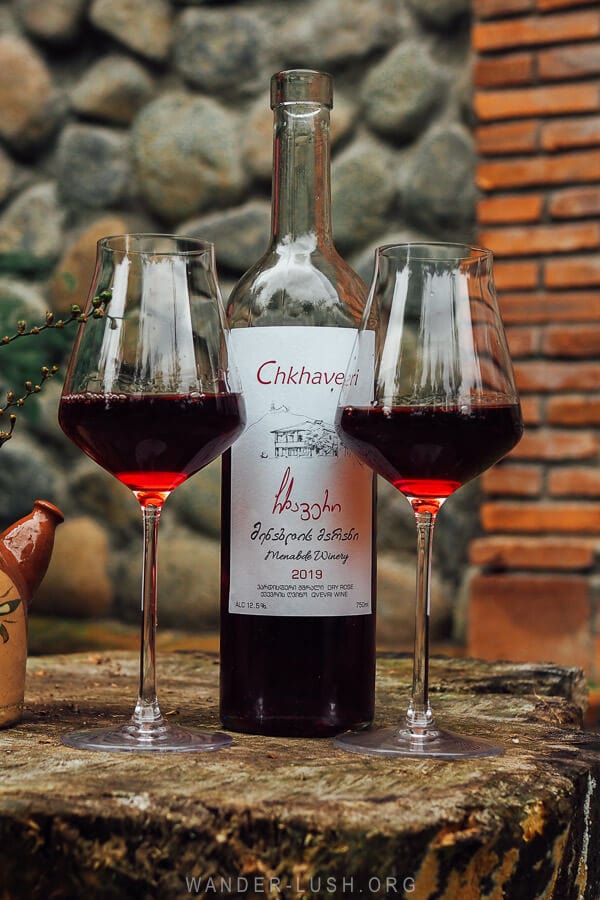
[0,0,473,638]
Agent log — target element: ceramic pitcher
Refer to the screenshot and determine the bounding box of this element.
[0,500,63,727]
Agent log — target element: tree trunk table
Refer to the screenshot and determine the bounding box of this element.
[1,651,599,899]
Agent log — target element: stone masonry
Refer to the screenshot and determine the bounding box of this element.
[0,0,477,645]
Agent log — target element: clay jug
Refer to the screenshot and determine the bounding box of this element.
[0,500,63,727]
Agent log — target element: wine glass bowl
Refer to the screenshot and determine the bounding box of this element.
[58,234,245,752]
[335,242,523,758]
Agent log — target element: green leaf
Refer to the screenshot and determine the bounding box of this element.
[61,270,77,292]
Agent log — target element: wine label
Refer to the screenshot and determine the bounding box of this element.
[228,326,374,617]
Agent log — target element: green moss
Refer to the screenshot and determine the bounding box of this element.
[0,252,56,278]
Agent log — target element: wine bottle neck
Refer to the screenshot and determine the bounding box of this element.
[271,102,333,249]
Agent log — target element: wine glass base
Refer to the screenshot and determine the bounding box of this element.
[61,723,233,753]
[333,725,504,760]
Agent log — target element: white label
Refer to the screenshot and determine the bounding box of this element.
[228,326,374,617]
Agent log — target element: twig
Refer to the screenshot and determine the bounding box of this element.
[0,290,112,448]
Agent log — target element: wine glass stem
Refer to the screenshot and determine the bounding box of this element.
[133,502,164,730]
[406,509,437,734]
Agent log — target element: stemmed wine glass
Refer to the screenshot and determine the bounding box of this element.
[335,242,523,759]
[58,234,245,752]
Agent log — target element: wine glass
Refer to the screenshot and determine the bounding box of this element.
[335,242,523,759]
[58,234,245,752]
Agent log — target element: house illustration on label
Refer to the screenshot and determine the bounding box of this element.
[271,419,339,458]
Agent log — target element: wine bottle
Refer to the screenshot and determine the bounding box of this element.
[220,69,376,737]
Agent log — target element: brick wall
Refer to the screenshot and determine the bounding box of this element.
[468,0,600,674]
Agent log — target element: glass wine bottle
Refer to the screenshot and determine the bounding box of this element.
[219,69,376,737]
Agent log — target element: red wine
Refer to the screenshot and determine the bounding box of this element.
[220,70,376,737]
[220,450,376,737]
[338,404,523,503]
[59,392,244,504]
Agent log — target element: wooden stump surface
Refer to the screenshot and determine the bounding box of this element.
[1,651,599,899]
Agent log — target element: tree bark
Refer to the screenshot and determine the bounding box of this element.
[0,652,598,899]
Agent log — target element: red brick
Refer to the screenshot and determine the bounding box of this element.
[509,427,600,458]
[593,638,600,683]
[542,116,600,150]
[469,535,596,568]
[474,0,532,18]
[550,467,600,496]
[482,464,543,495]
[548,394,600,425]
[481,501,600,532]
[468,573,591,669]
[474,82,599,122]
[545,255,600,287]
[520,395,542,424]
[538,0,600,12]
[476,121,539,155]
[494,261,540,289]
[538,44,600,80]
[499,291,600,323]
[549,186,600,219]
[516,360,600,390]
[543,323,600,355]
[505,325,540,356]
[477,150,600,190]
[480,222,600,256]
[478,193,543,223]
[473,12,600,52]
[475,54,535,87]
